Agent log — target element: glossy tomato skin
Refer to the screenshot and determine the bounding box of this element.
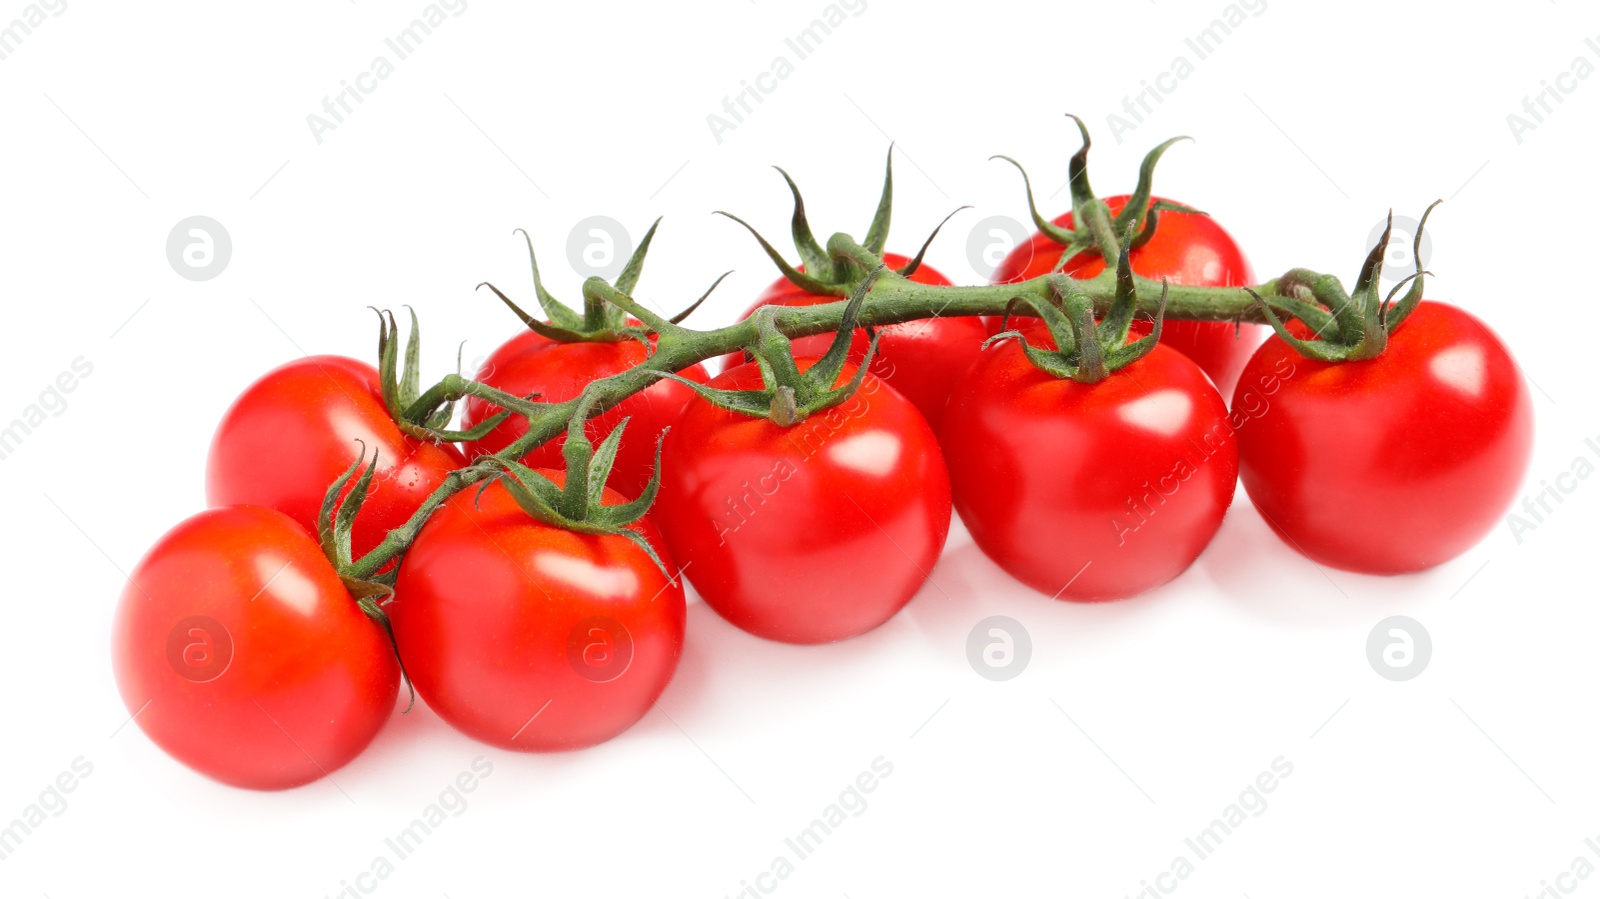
[112,506,399,790]
[718,256,988,431]
[653,361,952,643]
[389,476,685,751]
[206,356,465,557]
[992,196,1260,394]
[461,337,708,500]
[942,335,1237,601]
[1234,301,1533,574]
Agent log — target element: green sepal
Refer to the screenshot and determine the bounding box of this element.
[353,591,415,713]
[484,220,666,344]
[613,217,661,297]
[862,146,894,257]
[1254,201,1440,363]
[513,228,586,331]
[313,447,417,711]
[660,269,885,425]
[472,413,673,578]
[714,211,838,295]
[994,263,1168,384]
[895,206,971,280]
[990,154,1077,245]
[1114,135,1194,236]
[775,167,833,279]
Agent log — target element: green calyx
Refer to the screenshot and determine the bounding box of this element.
[659,267,885,426]
[471,391,671,576]
[1249,203,1439,363]
[994,113,1202,270]
[476,218,708,345]
[988,239,1168,384]
[716,146,968,295]
[373,307,531,443]
[315,444,415,712]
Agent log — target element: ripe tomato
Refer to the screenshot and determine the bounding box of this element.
[942,332,1237,601]
[112,506,399,790]
[992,196,1260,393]
[461,337,709,499]
[388,475,685,751]
[717,256,989,430]
[206,355,464,557]
[1234,301,1533,573]
[652,360,951,643]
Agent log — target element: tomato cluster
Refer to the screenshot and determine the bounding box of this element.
[110,154,1533,792]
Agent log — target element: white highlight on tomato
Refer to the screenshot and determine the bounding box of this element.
[1117,389,1193,437]
[826,430,903,478]
[535,552,640,600]
[258,556,321,617]
[1429,345,1486,397]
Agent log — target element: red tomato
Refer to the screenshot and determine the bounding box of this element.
[652,360,951,643]
[1234,301,1533,574]
[206,356,464,557]
[992,196,1260,394]
[388,475,685,751]
[461,337,709,499]
[112,506,399,790]
[718,256,988,430]
[942,331,1237,600]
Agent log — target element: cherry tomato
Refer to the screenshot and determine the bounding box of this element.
[388,475,685,751]
[206,356,465,557]
[111,506,399,790]
[718,256,988,430]
[942,331,1237,600]
[1234,301,1532,574]
[461,337,708,499]
[992,196,1260,394]
[652,360,951,643]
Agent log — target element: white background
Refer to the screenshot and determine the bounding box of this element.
[1,1,1596,897]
